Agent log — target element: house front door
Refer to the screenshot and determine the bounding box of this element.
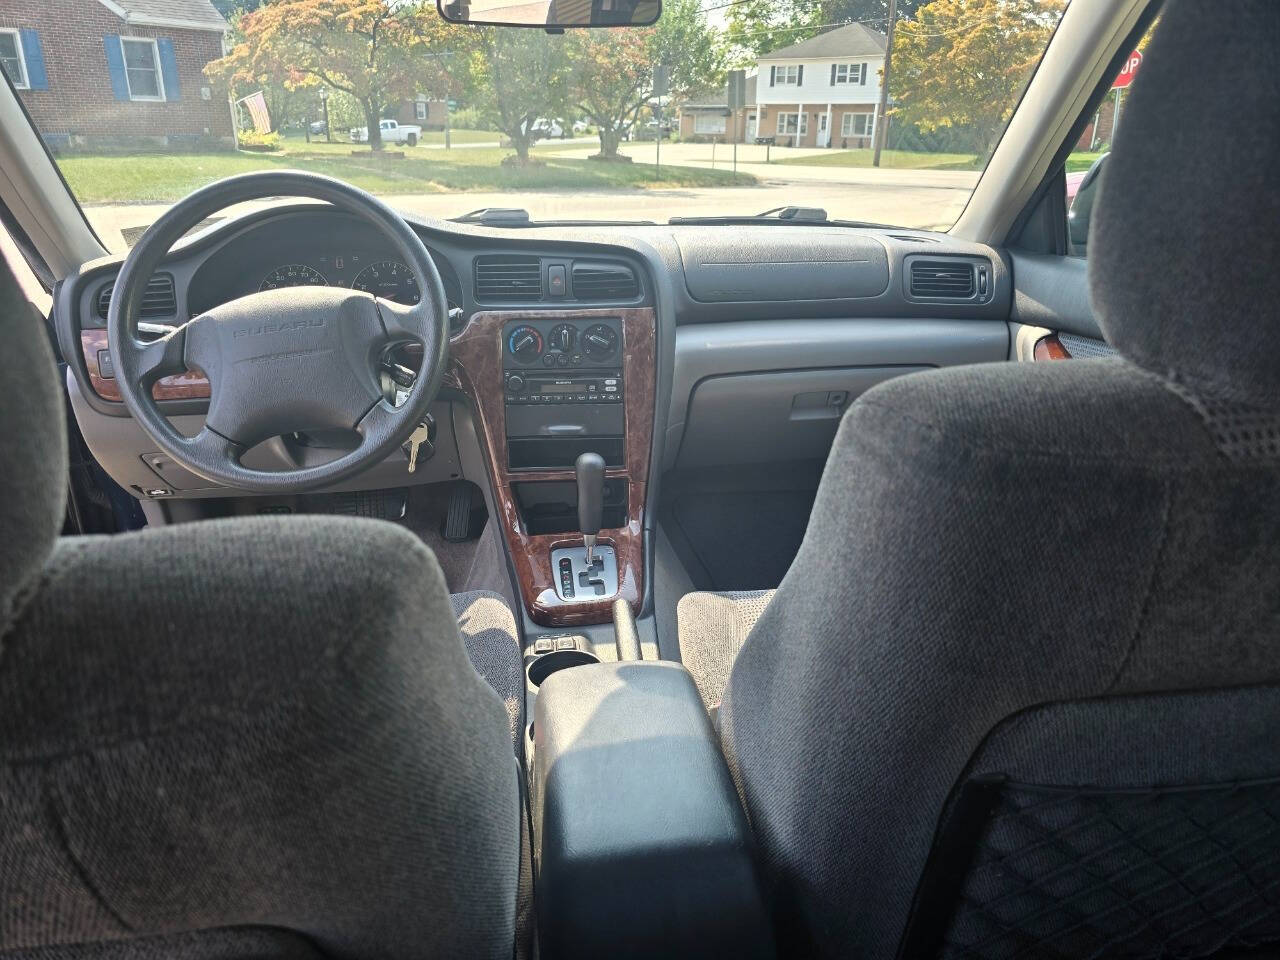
[747,112,757,142]
[817,112,829,148]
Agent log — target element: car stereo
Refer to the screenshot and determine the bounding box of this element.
[504,370,623,404]
[502,316,625,470]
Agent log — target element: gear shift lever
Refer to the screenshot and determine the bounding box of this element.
[575,452,605,564]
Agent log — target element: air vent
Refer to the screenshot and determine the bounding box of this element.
[96,273,177,321]
[909,259,976,299]
[474,255,542,301]
[571,261,639,301]
[888,233,940,244]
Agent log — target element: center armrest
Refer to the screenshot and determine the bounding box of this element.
[533,661,774,958]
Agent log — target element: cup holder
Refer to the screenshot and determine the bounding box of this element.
[528,649,600,688]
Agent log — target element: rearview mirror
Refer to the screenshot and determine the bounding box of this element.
[438,0,660,27]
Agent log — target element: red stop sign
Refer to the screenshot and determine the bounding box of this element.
[1113,50,1143,89]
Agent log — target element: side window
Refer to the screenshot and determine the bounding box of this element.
[1065,41,1150,257]
[0,29,28,89]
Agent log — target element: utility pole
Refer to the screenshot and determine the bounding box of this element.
[872,0,897,167]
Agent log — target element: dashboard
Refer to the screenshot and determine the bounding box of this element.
[55,201,1011,628]
[185,213,464,318]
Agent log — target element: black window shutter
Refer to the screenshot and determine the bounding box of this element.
[770,66,776,86]
[797,65,804,85]
[830,64,836,84]
[860,63,867,84]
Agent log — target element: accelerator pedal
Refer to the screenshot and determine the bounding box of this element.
[442,483,474,542]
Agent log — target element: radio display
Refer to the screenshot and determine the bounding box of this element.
[539,383,579,394]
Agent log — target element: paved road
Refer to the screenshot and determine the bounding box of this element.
[82,153,977,252]
[551,140,983,191]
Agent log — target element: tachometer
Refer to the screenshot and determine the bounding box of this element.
[260,264,328,291]
[352,260,420,305]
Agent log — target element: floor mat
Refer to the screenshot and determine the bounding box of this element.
[668,489,816,591]
[400,482,485,592]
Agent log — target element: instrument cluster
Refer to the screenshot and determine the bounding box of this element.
[258,255,424,306]
[184,212,465,322]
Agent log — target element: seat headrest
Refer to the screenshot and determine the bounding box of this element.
[1089,0,1280,411]
[0,254,67,636]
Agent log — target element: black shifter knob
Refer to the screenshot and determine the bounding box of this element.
[575,452,605,537]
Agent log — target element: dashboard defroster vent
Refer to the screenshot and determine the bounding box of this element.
[475,255,542,301]
[571,261,639,300]
[96,273,177,320]
[909,260,977,299]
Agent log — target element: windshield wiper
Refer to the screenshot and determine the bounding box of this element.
[669,206,889,229]
[450,208,655,228]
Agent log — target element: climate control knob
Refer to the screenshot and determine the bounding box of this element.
[582,323,618,361]
[507,374,525,393]
[507,325,543,363]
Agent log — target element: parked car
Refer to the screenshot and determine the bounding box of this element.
[572,119,590,135]
[349,119,422,146]
[635,120,672,141]
[308,120,327,136]
[523,117,566,140]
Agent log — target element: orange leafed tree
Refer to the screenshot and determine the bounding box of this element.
[891,0,1067,158]
[206,0,470,150]
[568,30,653,158]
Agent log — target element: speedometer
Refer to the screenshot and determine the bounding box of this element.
[260,264,327,291]
[352,260,420,305]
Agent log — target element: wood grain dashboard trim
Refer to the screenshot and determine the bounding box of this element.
[450,307,655,627]
[80,329,211,402]
[1032,333,1072,361]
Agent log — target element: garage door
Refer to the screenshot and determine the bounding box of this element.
[694,112,726,135]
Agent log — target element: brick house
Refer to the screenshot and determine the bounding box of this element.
[754,22,887,148]
[0,0,233,152]
[678,74,756,144]
[393,96,449,131]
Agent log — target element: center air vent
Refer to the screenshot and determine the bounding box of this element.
[96,273,177,320]
[908,259,978,300]
[571,261,639,300]
[475,255,542,301]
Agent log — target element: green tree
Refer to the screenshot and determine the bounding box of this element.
[726,0,921,60]
[470,29,570,163]
[568,0,724,159]
[890,0,1065,158]
[206,0,469,151]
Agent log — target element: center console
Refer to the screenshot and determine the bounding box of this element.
[448,307,655,627]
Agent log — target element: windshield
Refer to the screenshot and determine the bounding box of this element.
[8,0,1066,253]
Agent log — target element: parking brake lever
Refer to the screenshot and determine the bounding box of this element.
[575,452,605,565]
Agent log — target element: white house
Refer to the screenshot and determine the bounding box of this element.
[754,22,886,148]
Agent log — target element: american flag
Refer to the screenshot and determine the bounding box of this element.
[237,91,271,133]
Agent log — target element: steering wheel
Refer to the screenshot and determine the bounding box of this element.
[107,171,449,494]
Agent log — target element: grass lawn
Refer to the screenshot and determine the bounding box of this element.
[773,148,983,170]
[1065,151,1107,173]
[60,143,756,205]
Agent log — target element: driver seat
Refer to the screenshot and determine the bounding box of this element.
[0,256,526,958]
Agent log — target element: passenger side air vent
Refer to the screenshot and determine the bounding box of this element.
[96,273,177,321]
[474,255,542,301]
[908,259,977,299]
[571,261,639,301]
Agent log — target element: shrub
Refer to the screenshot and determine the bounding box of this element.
[237,129,282,152]
[450,106,486,131]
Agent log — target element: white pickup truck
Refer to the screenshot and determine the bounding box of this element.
[349,119,422,146]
